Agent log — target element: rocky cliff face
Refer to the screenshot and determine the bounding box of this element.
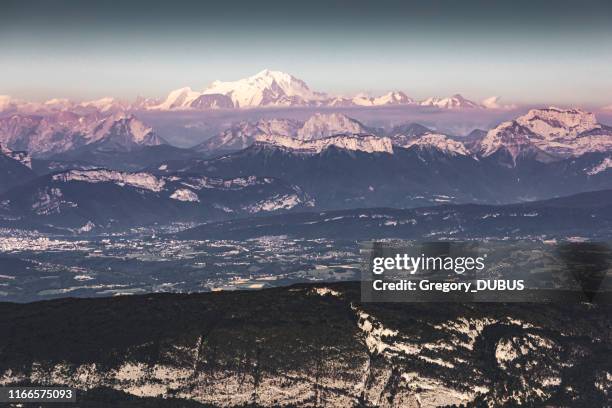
[0,282,609,407]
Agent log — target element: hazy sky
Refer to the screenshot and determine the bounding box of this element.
[2,0,612,106]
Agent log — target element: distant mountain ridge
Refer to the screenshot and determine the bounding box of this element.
[481,107,612,163]
[174,189,612,241]
[3,71,612,114]
[419,94,481,109]
[191,108,612,164]
[0,168,313,231]
[155,138,612,211]
[196,113,374,155]
[0,105,611,232]
[144,70,487,110]
[0,112,166,157]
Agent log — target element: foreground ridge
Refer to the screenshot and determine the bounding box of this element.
[0,281,609,407]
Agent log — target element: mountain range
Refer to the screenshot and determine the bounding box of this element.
[0,169,313,231]
[3,70,612,114]
[1,70,511,113]
[192,108,612,159]
[481,107,612,163]
[153,108,612,208]
[0,111,165,157]
[0,105,611,231]
[150,70,490,110]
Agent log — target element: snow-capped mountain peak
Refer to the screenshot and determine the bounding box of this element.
[151,70,327,110]
[89,112,166,149]
[154,87,203,110]
[0,111,165,156]
[197,113,372,153]
[420,94,480,109]
[255,134,394,154]
[373,91,414,105]
[296,113,368,140]
[348,91,414,107]
[480,121,540,162]
[479,107,612,163]
[147,70,500,111]
[515,107,599,139]
[405,133,469,156]
[202,69,326,108]
[195,118,301,152]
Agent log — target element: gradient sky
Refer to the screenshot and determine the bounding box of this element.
[2,0,612,106]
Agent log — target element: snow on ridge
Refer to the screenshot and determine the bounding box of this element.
[480,108,611,159]
[516,107,599,139]
[202,69,326,108]
[125,116,156,144]
[255,134,394,154]
[586,157,612,175]
[296,113,367,140]
[244,193,303,213]
[153,87,203,111]
[0,110,162,156]
[52,169,166,192]
[170,188,199,202]
[0,143,32,168]
[80,97,121,113]
[373,91,414,106]
[405,133,469,155]
[480,121,537,160]
[148,70,501,111]
[420,94,480,109]
[349,91,414,107]
[180,175,273,191]
[198,119,300,151]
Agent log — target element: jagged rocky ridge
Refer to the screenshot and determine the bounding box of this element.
[194,113,374,155]
[191,108,611,164]
[0,111,166,157]
[480,107,612,162]
[0,282,609,407]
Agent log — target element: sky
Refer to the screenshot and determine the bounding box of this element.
[2,0,612,106]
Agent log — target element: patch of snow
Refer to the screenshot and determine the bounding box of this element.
[405,133,469,155]
[170,188,199,202]
[586,156,612,175]
[297,113,366,140]
[256,134,393,154]
[245,194,302,213]
[53,169,166,192]
[420,94,480,109]
[311,287,342,297]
